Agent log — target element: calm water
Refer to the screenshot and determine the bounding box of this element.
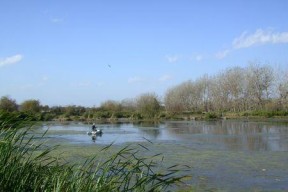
[39,120,288,191]
[41,120,288,152]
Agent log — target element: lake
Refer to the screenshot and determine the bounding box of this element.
[38,120,288,191]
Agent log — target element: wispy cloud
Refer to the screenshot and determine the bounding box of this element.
[195,54,203,61]
[233,29,288,49]
[50,17,64,23]
[165,55,181,63]
[128,76,145,83]
[42,75,49,81]
[44,9,65,24]
[159,74,172,82]
[70,81,92,88]
[0,54,23,67]
[216,29,288,59]
[215,49,230,59]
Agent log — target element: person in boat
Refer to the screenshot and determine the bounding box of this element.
[92,123,97,131]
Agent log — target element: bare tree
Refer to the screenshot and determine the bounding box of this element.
[210,74,229,111]
[277,68,288,110]
[222,67,246,112]
[246,63,274,109]
[164,87,185,113]
[100,100,121,111]
[165,62,280,113]
[196,75,212,112]
[164,81,200,113]
[174,81,196,111]
[121,98,137,111]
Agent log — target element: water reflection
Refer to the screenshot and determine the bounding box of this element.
[133,121,161,128]
[41,121,288,151]
[165,121,288,151]
[91,134,102,142]
[131,121,162,139]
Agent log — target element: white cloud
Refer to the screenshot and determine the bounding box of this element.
[195,55,203,61]
[233,29,288,49]
[159,75,172,82]
[70,81,92,88]
[128,76,145,83]
[216,29,288,59]
[42,76,49,81]
[215,49,230,59]
[165,55,180,63]
[0,54,23,67]
[50,17,63,23]
[166,54,204,63]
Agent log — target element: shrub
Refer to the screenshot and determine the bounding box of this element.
[205,112,219,119]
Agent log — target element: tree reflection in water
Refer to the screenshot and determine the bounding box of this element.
[133,121,161,139]
[165,121,288,151]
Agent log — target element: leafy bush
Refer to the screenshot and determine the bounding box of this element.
[205,112,219,119]
[39,112,57,121]
[94,111,112,119]
[0,112,35,129]
[247,110,288,117]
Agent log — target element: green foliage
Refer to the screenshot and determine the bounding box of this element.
[136,93,161,119]
[242,110,288,118]
[64,105,86,117]
[0,111,36,129]
[20,99,41,113]
[205,112,219,119]
[1,89,288,122]
[94,111,112,119]
[39,112,57,121]
[0,96,18,112]
[100,100,121,111]
[113,111,127,118]
[158,111,170,119]
[131,112,143,120]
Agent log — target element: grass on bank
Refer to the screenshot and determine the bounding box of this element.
[0,114,190,192]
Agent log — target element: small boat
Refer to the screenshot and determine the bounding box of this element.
[87,129,103,135]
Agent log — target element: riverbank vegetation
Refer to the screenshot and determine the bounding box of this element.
[1,63,288,122]
[0,114,189,191]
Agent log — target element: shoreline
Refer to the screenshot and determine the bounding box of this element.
[51,115,288,124]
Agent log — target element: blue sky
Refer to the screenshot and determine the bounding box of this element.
[1,1,288,107]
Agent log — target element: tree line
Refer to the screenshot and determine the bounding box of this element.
[0,93,162,121]
[1,63,288,121]
[164,63,288,114]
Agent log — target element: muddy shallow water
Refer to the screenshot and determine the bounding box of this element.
[36,120,288,191]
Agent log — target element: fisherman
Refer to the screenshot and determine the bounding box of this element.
[92,123,97,131]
